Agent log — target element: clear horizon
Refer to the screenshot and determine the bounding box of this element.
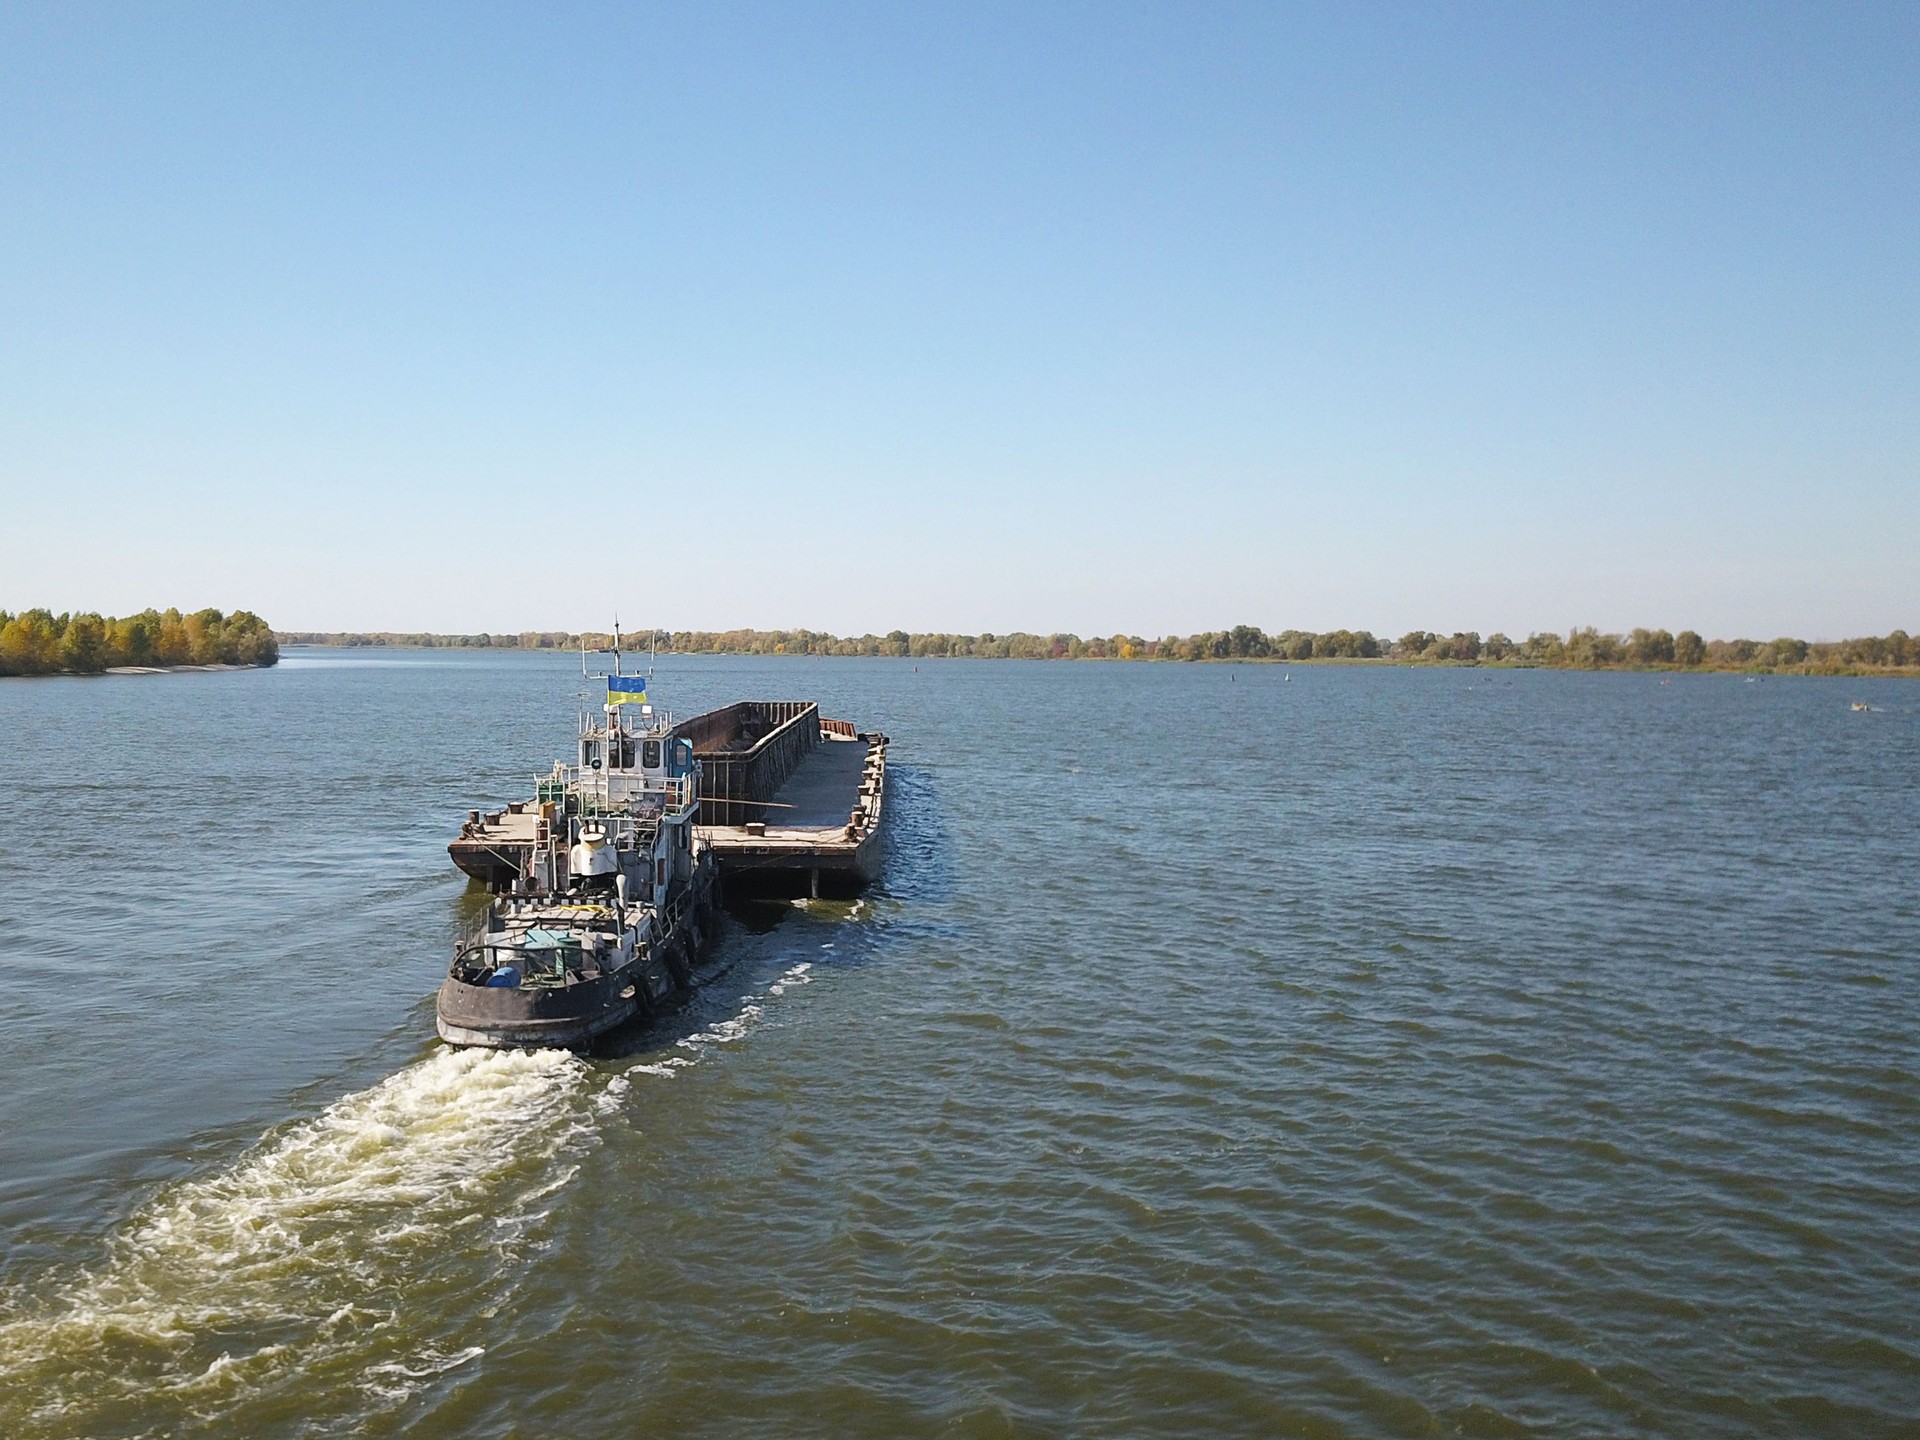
[2,3,1915,640]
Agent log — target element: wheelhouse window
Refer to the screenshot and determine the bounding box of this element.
[642,739,662,770]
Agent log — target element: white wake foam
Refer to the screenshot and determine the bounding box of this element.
[606,962,817,1091]
[768,960,814,995]
[0,1045,587,1432]
[1,956,830,1433]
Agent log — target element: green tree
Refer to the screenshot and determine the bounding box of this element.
[1761,637,1809,667]
[60,614,108,673]
[1518,632,1561,663]
[108,613,157,665]
[222,611,279,665]
[1564,628,1622,667]
[1629,628,1675,665]
[1227,624,1270,659]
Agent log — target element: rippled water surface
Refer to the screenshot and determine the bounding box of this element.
[1,652,1916,1437]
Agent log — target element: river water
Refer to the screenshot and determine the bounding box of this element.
[0,651,1915,1438]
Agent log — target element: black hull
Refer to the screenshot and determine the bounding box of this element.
[436,871,718,1050]
[435,960,666,1049]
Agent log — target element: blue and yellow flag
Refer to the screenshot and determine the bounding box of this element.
[607,675,649,706]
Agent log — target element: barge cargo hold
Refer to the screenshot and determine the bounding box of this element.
[449,700,888,899]
[693,709,888,898]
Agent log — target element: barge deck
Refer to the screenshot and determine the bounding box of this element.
[696,727,888,897]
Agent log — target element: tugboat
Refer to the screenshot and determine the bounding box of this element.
[436,644,719,1049]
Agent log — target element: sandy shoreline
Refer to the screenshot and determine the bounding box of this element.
[103,664,256,675]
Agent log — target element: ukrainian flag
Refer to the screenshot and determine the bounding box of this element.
[607,675,649,706]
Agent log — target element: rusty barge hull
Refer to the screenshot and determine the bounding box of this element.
[450,700,887,897]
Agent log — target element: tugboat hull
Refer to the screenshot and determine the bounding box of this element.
[437,964,657,1049]
[436,862,717,1051]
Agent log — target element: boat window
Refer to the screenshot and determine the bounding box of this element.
[584,740,601,770]
[675,739,693,772]
[642,739,662,770]
[618,736,635,768]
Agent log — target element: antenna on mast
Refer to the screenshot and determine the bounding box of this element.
[613,616,622,676]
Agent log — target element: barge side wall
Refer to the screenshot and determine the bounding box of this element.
[675,701,820,825]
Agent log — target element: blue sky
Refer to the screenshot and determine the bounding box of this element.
[1,2,1914,638]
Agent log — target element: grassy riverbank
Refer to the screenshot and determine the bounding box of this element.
[276,625,1917,676]
[1,608,278,676]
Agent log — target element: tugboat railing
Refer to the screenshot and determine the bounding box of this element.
[547,767,698,816]
[455,898,685,987]
[582,707,680,736]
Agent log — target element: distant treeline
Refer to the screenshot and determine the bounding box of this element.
[278,630,597,651]
[1385,627,1918,672]
[0,608,279,676]
[276,625,1917,673]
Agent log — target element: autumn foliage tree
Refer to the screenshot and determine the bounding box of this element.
[0,608,278,676]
